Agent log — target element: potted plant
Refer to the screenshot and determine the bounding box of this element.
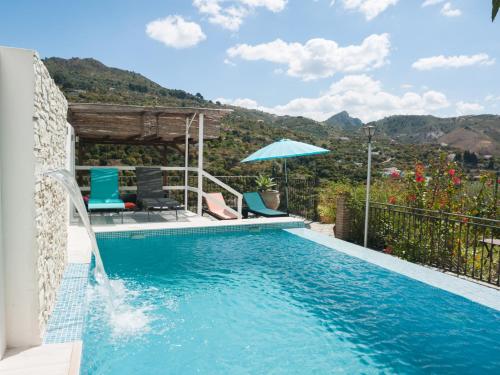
[255,174,280,209]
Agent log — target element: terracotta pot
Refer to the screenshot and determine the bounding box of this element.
[259,190,280,210]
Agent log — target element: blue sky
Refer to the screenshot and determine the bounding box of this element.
[1,0,499,122]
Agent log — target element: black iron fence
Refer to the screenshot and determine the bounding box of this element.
[158,175,318,219]
[207,176,318,221]
[368,202,500,286]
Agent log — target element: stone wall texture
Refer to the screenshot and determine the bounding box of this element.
[335,194,352,240]
[32,53,69,333]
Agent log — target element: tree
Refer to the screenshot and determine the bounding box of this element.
[494,0,500,21]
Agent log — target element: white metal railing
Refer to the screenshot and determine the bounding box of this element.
[75,166,243,219]
[202,171,243,219]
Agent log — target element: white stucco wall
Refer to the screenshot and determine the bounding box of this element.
[0,46,69,349]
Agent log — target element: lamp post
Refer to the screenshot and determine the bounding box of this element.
[363,125,376,248]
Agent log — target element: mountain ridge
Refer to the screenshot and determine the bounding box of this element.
[367,114,499,156]
[42,56,496,180]
[44,56,498,156]
[324,111,363,132]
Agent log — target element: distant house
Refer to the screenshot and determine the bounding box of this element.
[382,167,402,177]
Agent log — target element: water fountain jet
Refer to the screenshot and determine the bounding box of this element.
[44,169,109,286]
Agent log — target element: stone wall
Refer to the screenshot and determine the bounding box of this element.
[335,194,352,240]
[32,54,69,333]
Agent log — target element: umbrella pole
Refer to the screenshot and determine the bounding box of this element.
[284,159,289,213]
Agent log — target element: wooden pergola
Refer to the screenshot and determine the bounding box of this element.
[68,103,241,218]
[68,103,230,145]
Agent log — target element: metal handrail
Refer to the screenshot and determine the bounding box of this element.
[75,166,199,172]
[371,202,499,223]
[202,171,243,219]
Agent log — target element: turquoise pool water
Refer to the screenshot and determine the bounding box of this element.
[82,229,500,374]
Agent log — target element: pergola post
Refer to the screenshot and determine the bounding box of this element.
[197,113,204,215]
[184,116,189,211]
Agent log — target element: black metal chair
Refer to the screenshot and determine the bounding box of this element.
[136,167,182,221]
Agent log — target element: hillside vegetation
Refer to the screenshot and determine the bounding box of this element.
[44,57,497,181]
[369,115,500,156]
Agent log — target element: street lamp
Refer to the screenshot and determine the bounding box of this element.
[363,125,376,248]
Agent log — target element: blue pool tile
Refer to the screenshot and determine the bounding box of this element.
[44,263,90,344]
[96,221,305,240]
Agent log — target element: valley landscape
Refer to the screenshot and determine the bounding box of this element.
[1,2,499,374]
[45,57,498,182]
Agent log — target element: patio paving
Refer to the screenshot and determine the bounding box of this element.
[307,222,335,237]
[87,209,216,226]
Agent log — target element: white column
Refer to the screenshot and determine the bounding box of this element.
[0,47,41,347]
[197,113,204,215]
[363,140,372,248]
[67,123,77,224]
[0,164,5,358]
[184,116,189,211]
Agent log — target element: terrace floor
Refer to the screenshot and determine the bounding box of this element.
[0,342,81,375]
[83,209,306,234]
[88,209,216,226]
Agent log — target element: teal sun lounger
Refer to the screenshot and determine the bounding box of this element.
[88,168,125,223]
[243,192,288,218]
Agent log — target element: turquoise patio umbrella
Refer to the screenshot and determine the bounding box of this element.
[241,139,330,213]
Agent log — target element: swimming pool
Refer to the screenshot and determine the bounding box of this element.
[82,228,500,374]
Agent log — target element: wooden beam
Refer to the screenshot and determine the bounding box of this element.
[68,103,232,116]
[78,138,184,146]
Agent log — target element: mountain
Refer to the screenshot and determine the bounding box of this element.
[43,57,206,107]
[43,57,495,181]
[324,111,363,131]
[369,115,500,156]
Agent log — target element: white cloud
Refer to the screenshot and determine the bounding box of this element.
[216,97,260,109]
[218,75,450,122]
[441,2,461,17]
[193,0,287,31]
[422,0,444,7]
[240,0,287,12]
[456,101,484,115]
[485,95,500,102]
[334,0,399,20]
[146,16,206,48]
[412,53,495,70]
[422,1,461,17]
[227,33,391,81]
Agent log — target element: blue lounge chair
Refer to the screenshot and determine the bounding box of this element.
[243,192,288,218]
[88,168,125,223]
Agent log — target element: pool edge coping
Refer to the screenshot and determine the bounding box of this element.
[92,216,305,233]
[286,228,500,312]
